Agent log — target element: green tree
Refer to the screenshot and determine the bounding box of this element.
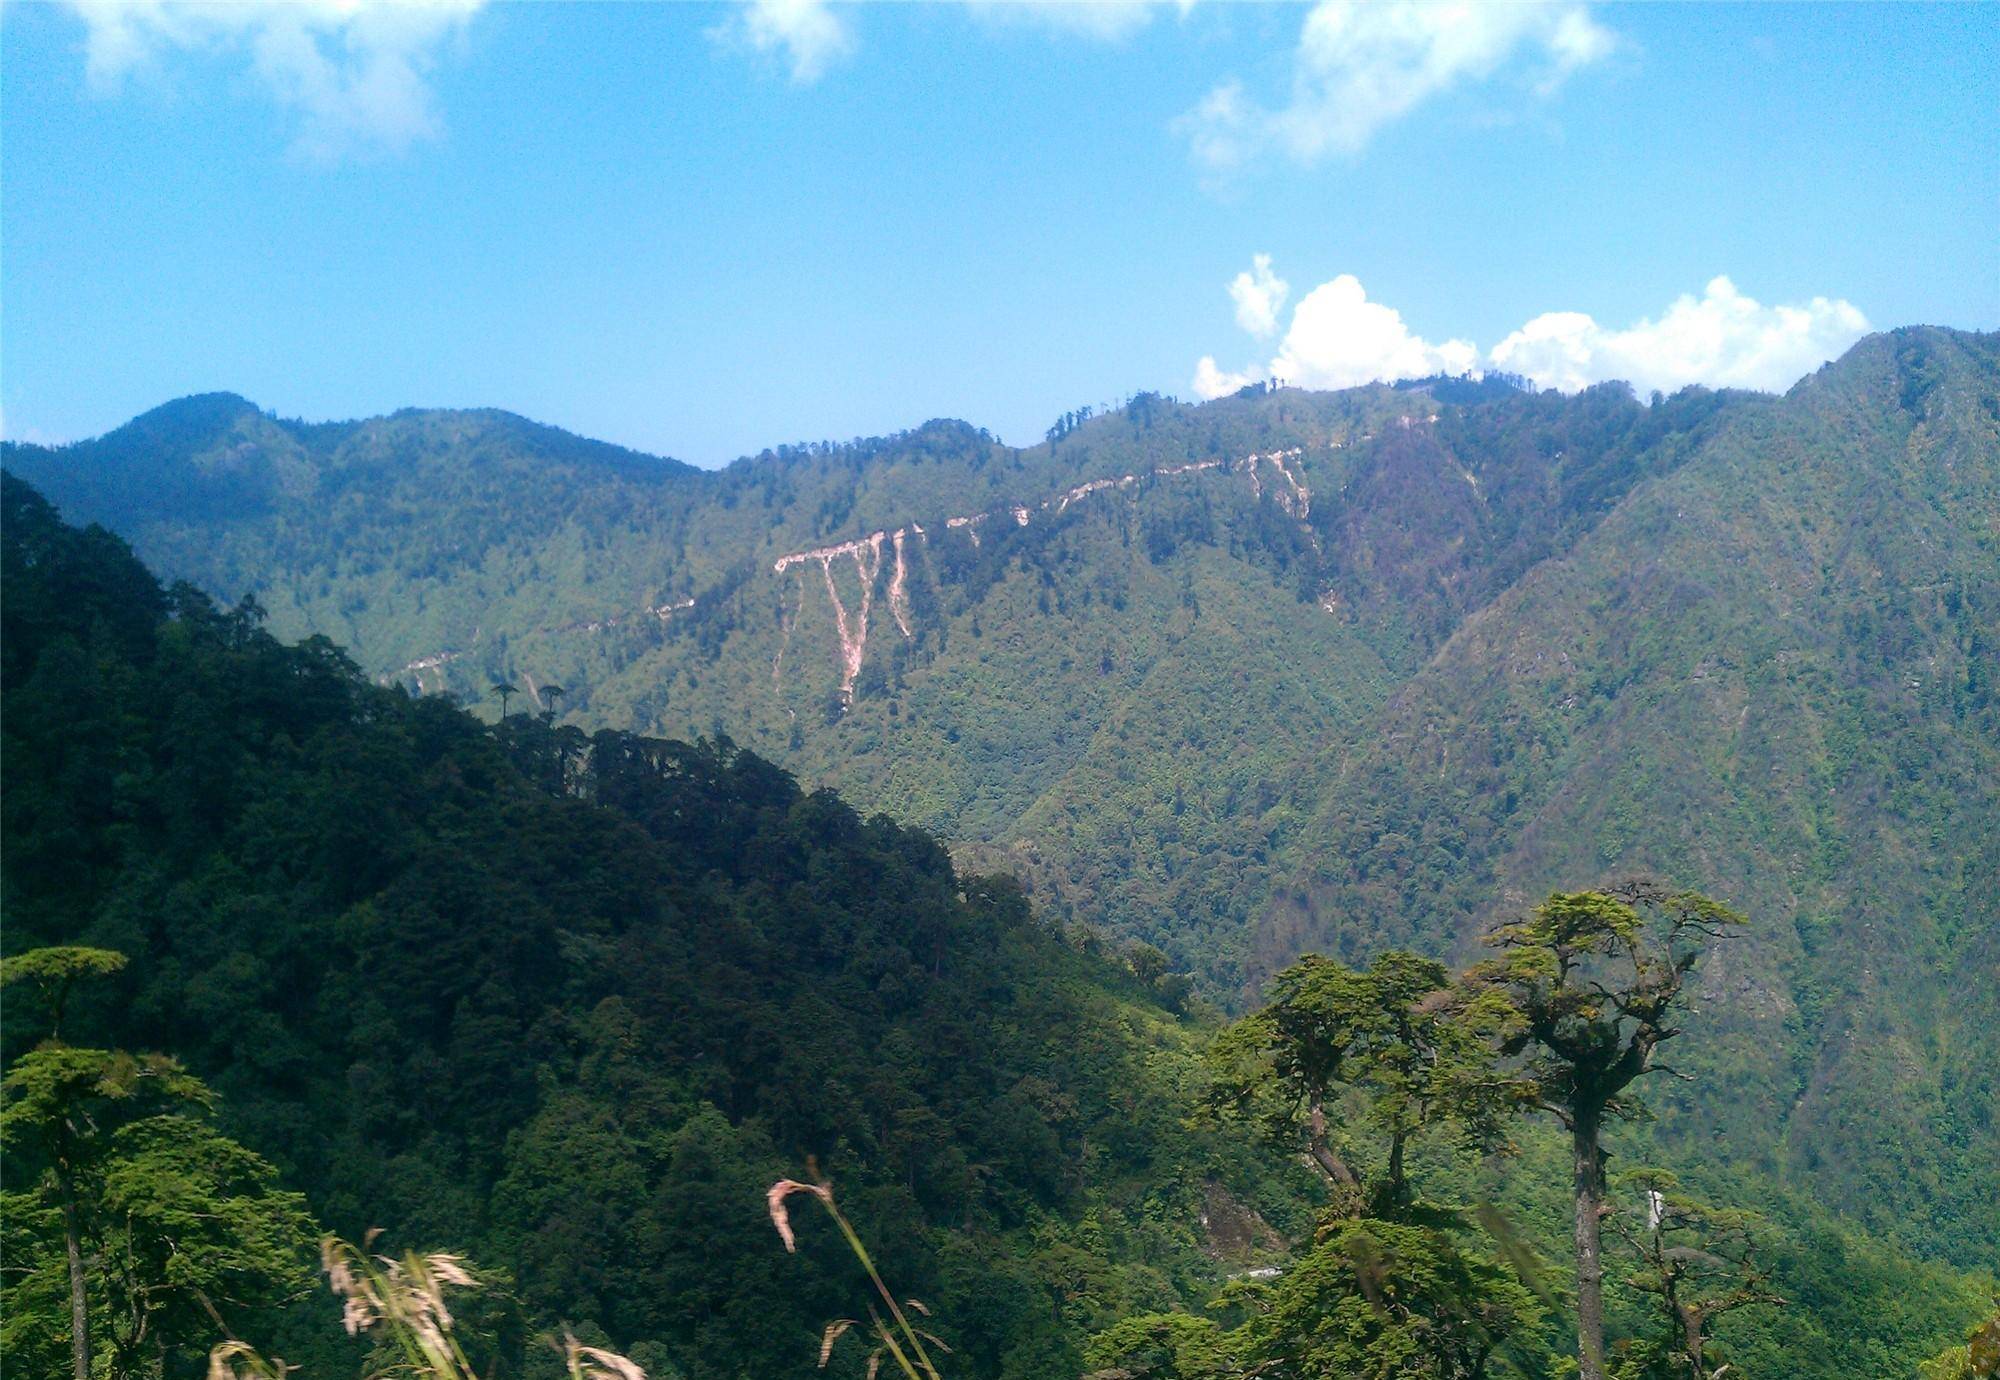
[1,946,127,1041]
[2,1045,210,1380]
[1473,884,1745,1380]
[1610,1169,1784,1380]
[1207,950,1526,1216]
[1,948,315,1380]
[1085,1222,1547,1380]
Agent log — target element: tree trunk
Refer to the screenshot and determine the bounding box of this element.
[60,1168,90,1380]
[1306,1099,1361,1190]
[1572,1109,1607,1380]
[1681,1303,1709,1380]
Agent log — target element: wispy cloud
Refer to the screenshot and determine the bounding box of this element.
[720,0,1178,84]
[67,0,486,162]
[1193,260,1869,399]
[720,0,855,84]
[1177,0,1615,172]
[959,1,1189,43]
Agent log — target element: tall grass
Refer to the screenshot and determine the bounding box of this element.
[205,1232,649,1380]
[206,1174,941,1379]
[768,1172,950,1379]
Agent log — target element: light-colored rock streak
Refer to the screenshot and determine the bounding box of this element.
[888,528,914,638]
[1264,449,1310,520]
[1052,475,1136,513]
[397,440,1348,697]
[814,531,883,703]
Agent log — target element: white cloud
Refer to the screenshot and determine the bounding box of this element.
[1179,0,1615,171]
[1193,269,1474,399]
[66,0,485,161]
[1489,276,1872,395]
[1228,253,1289,337]
[959,1,1187,42]
[1269,274,1478,390]
[738,1,1179,82]
[726,0,854,84]
[1193,261,1869,401]
[1192,355,1264,399]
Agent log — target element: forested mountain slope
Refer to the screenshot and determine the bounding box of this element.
[4,477,1990,1380]
[7,326,1996,1279]
[1,371,1744,989]
[1253,326,2000,1267]
[0,474,1318,1378]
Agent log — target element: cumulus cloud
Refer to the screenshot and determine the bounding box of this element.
[1489,276,1872,395]
[1228,254,1290,337]
[1194,269,1475,398]
[726,0,854,84]
[1192,261,1869,400]
[1179,0,1615,171]
[66,0,485,161]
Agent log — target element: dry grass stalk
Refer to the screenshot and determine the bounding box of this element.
[564,1331,650,1380]
[821,1319,859,1366]
[205,1340,290,1379]
[769,1172,946,1380]
[209,1231,647,1380]
[321,1234,483,1375]
[768,1178,833,1253]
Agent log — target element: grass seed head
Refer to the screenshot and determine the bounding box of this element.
[767,1178,833,1252]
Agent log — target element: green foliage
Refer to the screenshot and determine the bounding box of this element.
[1,946,128,1038]
[1087,1220,1549,1380]
[1917,1302,2000,1380]
[1478,885,1746,1130]
[1,1033,314,1379]
[0,474,1314,1378]
[1476,884,1746,1380]
[1605,1168,1785,1380]
[7,324,1999,1375]
[1205,951,1528,1215]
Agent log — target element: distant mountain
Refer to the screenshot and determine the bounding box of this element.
[9,326,1998,1268]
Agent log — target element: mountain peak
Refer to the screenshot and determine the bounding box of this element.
[118,391,265,438]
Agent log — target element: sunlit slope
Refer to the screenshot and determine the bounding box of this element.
[1254,326,2000,1263]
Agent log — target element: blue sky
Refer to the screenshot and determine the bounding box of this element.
[3,2,1995,466]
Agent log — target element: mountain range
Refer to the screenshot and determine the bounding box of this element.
[7,324,1996,1274]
